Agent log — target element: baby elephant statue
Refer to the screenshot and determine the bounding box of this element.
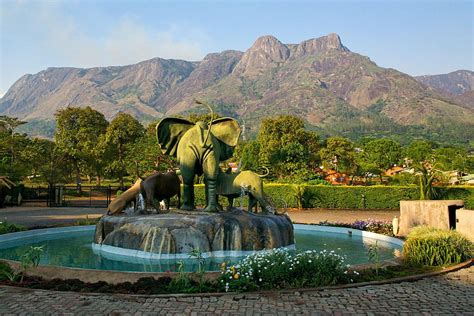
[215,170,274,214]
[140,171,181,213]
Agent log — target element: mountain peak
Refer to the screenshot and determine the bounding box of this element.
[232,35,290,76]
[291,33,349,59]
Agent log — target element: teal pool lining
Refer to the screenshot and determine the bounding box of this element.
[0,224,403,262]
[293,224,404,247]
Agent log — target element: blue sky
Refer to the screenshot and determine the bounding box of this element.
[1,0,473,96]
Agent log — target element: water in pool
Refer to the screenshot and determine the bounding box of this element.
[0,229,401,272]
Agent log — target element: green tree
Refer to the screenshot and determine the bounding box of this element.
[361,138,402,182]
[319,137,356,175]
[105,113,144,188]
[54,107,109,188]
[404,140,438,200]
[256,116,320,181]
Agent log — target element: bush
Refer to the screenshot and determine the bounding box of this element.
[403,226,473,266]
[0,221,26,235]
[220,249,355,292]
[0,261,14,281]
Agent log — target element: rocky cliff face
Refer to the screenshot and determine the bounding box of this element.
[1,34,473,140]
[416,70,474,95]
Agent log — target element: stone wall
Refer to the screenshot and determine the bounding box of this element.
[399,200,473,242]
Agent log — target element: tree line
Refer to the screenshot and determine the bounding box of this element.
[1,108,473,188]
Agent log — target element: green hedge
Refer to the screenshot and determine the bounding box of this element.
[193,184,474,210]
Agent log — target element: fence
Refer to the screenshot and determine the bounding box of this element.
[17,185,125,208]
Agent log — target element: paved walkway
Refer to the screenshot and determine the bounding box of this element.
[1,206,398,228]
[0,206,107,228]
[0,266,472,314]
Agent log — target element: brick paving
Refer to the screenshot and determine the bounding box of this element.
[0,266,472,315]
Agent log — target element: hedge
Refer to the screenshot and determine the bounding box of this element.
[192,184,474,210]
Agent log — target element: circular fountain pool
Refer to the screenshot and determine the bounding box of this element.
[0,225,402,273]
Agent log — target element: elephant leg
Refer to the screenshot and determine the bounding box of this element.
[248,195,257,213]
[227,196,234,210]
[204,179,221,213]
[181,184,195,210]
[180,163,196,210]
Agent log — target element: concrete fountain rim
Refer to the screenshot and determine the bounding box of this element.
[0,224,404,284]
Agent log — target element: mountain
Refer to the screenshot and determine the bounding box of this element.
[2,34,474,143]
[416,70,473,96]
[415,70,474,109]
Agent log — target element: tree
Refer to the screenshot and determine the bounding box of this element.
[55,107,109,188]
[255,116,320,181]
[319,137,356,174]
[105,113,144,188]
[361,139,402,182]
[404,140,438,200]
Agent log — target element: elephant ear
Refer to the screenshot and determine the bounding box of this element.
[156,118,194,157]
[210,117,241,147]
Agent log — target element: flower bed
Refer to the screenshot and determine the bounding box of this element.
[219,248,357,292]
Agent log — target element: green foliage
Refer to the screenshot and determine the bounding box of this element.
[220,249,353,292]
[243,115,320,181]
[194,184,474,209]
[168,260,191,291]
[0,220,26,235]
[19,245,44,282]
[104,113,144,187]
[55,107,109,185]
[403,226,473,266]
[360,139,402,180]
[0,261,15,281]
[319,137,356,174]
[367,241,381,274]
[189,247,207,291]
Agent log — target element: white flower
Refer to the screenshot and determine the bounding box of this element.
[259,278,262,282]
[308,260,312,263]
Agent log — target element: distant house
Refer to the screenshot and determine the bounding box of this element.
[324,170,350,185]
[384,166,414,177]
[384,166,405,177]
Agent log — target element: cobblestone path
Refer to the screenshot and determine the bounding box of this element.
[0,266,472,315]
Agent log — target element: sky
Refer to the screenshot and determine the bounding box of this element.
[1,0,473,96]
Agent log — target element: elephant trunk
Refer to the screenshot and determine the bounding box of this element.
[194,99,215,146]
[256,166,270,178]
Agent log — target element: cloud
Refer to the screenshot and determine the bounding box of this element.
[3,2,208,68]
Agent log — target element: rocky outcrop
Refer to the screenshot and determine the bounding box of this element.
[416,70,474,96]
[232,35,290,76]
[94,209,294,255]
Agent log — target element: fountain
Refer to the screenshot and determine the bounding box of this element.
[93,101,294,258]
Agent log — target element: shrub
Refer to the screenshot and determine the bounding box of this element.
[220,248,355,292]
[403,226,473,266]
[0,261,14,281]
[0,221,26,235]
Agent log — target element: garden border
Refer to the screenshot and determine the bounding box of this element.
[0,259,471,299]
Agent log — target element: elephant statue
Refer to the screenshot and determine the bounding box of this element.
[157,115,241,212]
[215,169,275,214]
[139,171,181,212]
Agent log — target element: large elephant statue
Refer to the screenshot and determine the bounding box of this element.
[157,116,241,212]
[215,170,275,214]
